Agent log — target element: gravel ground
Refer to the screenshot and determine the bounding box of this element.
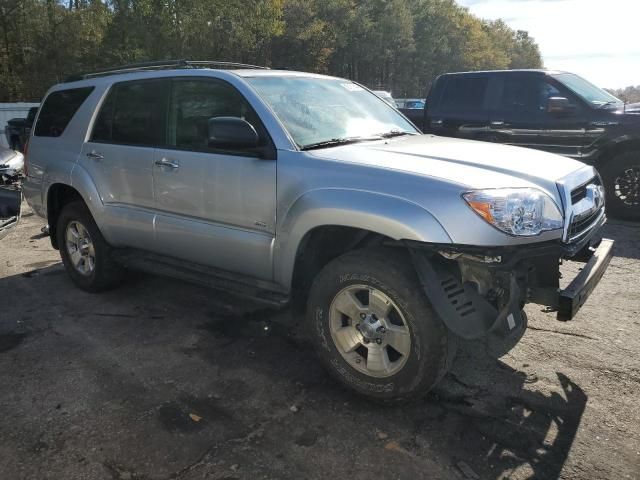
[0,204,639,480]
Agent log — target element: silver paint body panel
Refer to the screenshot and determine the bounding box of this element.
[23,68,602,291]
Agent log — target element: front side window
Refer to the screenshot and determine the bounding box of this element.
[245,76,417,149]
[498,76,578,114]
[34,87,94,137]
[167,79,264,152]
[91,79,167,146]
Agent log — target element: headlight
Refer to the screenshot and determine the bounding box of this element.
[463,188,563,236]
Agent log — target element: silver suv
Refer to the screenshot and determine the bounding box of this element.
[23,61,613,401]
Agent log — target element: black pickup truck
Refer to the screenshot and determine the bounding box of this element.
[4,106,38,152]
[405,70,640,219]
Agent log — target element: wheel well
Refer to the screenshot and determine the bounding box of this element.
[597,140,640,170]
[47,184,84,249]
[290,226,395,313]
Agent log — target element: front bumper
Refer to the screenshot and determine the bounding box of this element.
[408,233,614,339]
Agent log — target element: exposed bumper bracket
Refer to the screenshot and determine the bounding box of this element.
[557,238,614,321]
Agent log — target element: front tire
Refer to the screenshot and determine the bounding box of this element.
[601,150,640,220]
[306,247,456,402]
[57,201,124,292]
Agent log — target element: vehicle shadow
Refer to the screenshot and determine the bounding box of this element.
[195,303,588,479]
[0,264,588,480]
[423,341,587,479]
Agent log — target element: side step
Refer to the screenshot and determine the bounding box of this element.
[111,249,289,307]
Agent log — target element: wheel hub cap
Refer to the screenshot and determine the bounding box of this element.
[615,166,640,206]
[329,285,412,378]
[65,221,95,276]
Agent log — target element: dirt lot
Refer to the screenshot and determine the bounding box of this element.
[0,204,639,480]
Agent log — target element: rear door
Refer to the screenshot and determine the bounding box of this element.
[152,77,277,280]
[426,74,490,140]
[81,78,169,249]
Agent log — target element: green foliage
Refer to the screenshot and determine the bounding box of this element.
[0,0,543,101]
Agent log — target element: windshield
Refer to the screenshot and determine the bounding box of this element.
[552,73,621,107]
[245,76,417,149]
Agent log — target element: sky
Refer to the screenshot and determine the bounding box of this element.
[456,0,640,89]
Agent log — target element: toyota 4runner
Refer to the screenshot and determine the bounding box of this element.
[23,60,613,401]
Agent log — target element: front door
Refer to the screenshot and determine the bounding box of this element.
[152,77,277,281]
[489,74,587,157]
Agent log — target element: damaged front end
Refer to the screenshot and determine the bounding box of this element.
[407,232,613,343]
[0,184,21,240]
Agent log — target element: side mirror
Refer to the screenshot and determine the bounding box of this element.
[208,117,259,149]
[547,97,574,114]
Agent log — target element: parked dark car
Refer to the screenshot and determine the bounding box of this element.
[407,70,640,219]
[5,106,38,152]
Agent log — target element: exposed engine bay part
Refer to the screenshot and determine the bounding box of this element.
[409,249,526,340]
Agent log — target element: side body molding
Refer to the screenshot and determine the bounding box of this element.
[273,188,452,288]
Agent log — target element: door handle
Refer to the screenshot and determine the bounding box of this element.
[155,158,179,169]
[86,151,104,160]
[431,119,443,126]
[490,121,505,127]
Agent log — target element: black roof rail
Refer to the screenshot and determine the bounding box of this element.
[64,59,269,82]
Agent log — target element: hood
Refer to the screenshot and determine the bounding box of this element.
[308,134,586,195]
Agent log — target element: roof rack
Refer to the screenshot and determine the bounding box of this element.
[64,59,269,82]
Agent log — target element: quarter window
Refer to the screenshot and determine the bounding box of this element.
[34,87,94,137]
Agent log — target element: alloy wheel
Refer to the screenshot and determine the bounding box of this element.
[65,220,96,276]
[614,166,640,206]
[329,285,412,378]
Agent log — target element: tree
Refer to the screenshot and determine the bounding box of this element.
[0,0,543,101]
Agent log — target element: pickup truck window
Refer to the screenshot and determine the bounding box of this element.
[499,76,567,113]
[34,87,94,137]
[245,76,416,149]
[439,76,487,113]
[552,73,620,107]
[92,79,167,146]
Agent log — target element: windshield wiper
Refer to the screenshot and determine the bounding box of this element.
[596,100,620,109]
[377,130,417,138]
[300,136,381,151]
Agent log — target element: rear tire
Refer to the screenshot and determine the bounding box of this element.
[306,247,456,402]
[57,201,124,292]
[601,150,640,220]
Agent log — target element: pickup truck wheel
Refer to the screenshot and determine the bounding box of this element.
[306,247,455,402]
[57,201,123,292]
[601,151,640,220]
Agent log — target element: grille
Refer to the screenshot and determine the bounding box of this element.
[567,176,604,241]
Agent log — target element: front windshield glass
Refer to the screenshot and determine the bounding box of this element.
[245,76,417,148]
[552,73,621,106]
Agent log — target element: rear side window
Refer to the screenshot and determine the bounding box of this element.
[34,87,94,137]
[91,79,167,146]
[439,76,488,113]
